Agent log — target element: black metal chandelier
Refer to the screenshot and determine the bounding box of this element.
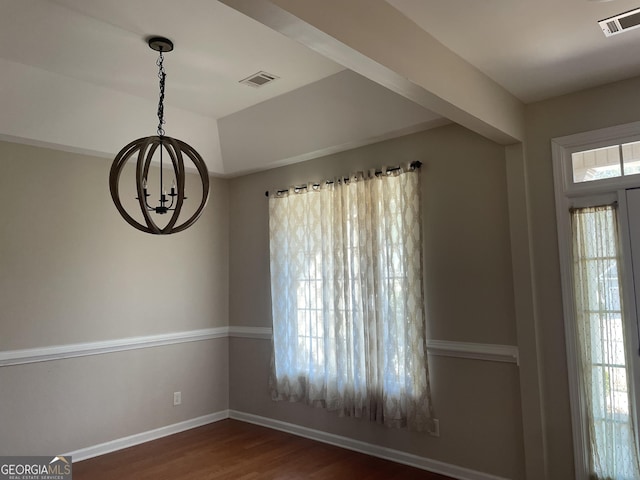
[109,36,209,235]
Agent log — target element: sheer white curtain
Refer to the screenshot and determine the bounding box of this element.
[268,166,434,431]
[572,205,640,479]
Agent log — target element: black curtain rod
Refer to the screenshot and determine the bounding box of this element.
[265,161,422,197]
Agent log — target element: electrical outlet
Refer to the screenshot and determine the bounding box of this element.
[173,391,181,406]
[429,419,440,437]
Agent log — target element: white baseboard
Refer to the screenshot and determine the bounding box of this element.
[66,409,510,480]
[228,410,511,480]
[65,410,229,462]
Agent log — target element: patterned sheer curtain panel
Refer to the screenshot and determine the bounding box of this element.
[571,205,640,479]
[268,165,434,432]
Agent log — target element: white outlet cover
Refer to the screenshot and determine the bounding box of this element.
[429,419,440,437]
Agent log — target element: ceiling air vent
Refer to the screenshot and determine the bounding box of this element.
[239,71,279,88]
[599,7,640,37]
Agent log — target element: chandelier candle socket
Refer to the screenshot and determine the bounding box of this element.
[109,36,209,235]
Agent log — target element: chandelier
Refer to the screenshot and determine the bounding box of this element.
[109,37,209,235]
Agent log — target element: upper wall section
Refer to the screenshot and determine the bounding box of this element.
[228,123,516,345]
[0,140,229,350]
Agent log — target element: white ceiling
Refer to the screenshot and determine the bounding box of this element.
[388,0,640,103]
[1,0,344,118]
[2,0,640,175]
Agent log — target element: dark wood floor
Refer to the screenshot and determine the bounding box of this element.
[73,419,453,479]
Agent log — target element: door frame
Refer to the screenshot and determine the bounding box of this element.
[552,121,640,479]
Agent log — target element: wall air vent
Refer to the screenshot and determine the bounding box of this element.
[239,71,279,88]
[599,7,640,37]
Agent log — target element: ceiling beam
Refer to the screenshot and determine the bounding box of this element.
[221,0,524,145]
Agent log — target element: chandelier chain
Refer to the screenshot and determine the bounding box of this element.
[156,51,166,137]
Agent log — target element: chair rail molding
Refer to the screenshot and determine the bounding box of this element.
[1,326,519,367]
[426,339,519,365]
[0,327,229,367]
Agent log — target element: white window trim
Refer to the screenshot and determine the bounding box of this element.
[553,120,640,198]
[552,121,640,479]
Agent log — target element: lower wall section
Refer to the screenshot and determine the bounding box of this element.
[229,337,525,480]
[0,338,229,456]
[1,332,520,479]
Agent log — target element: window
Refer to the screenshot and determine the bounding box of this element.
[268,166,434,431]
[571,141,640,184]
[571,206,640,479]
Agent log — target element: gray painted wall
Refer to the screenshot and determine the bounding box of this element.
[522,75,640,480]
[0,340,229,455]
[0,141,229,454]
[228,124,525,479]
[5,70,637,478]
